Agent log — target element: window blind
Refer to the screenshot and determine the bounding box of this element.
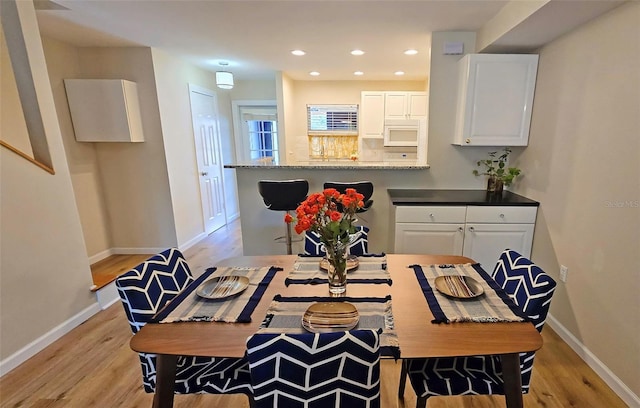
[307,104,358,134]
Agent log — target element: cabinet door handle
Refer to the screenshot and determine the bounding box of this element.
[200,171,208,176]
[429,213,435,218]
[458,227,463,232]
[499,213,505,218]
[468,226,475,232]
[465,138,471,144]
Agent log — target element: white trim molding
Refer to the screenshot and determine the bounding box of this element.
[0,302,101,377]
[547,314,640,407]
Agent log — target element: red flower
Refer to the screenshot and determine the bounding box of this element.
[284,213,293,223]
[284,188,365,243]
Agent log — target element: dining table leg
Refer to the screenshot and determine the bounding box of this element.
[501,353,523,408]
[153,354,177,408]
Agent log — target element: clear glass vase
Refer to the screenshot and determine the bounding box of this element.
[324,240,348,295]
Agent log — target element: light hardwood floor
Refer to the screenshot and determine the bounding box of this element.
[0,219,626,407]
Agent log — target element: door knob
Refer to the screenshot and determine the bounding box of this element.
[200,171,208,176]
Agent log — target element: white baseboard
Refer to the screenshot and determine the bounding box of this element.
[179,232,207,252]
[96,281,120,310]
[0,302,101,377]
[88,248,114,265]
[547,314,639,407]
[112,247,166,255]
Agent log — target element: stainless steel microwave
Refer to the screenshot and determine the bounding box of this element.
[383,119,423,146]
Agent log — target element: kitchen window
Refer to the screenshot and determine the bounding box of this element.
[307,104,358,159]
[307,104,358,134]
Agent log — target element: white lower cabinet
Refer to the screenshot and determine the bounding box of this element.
[394,205,537,270]
[395,223,464,255]
[461,223,534,270]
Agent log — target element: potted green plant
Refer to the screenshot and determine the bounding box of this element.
[472,147,522,193]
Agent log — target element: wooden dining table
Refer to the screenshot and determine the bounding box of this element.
[130,254,542,408]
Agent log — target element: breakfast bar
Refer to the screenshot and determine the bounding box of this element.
[225,160,430,255]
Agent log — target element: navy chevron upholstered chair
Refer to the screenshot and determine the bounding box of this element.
[304,226,370,256]
[247,330,381,408]
[399,249,556,407]
[115,248,253,400]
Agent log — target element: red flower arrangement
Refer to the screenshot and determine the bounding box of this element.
[284,188,365,245]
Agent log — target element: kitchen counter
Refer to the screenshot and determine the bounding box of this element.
[225,160,429,170]
[388,189,539,206]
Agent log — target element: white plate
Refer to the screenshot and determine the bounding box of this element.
[302,302,359,333]
[196,276,249,300]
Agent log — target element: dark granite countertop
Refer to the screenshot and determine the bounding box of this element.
[387,189,539,206]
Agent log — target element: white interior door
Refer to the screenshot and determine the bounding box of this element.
[189,86,226,233]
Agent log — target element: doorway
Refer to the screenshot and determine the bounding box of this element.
[231,100,278,162]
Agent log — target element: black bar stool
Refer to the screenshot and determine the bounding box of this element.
[258,179,309,254]
[323,181,374,214]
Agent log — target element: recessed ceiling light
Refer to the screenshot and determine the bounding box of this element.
[351,49,365,56]
[394,71,405,76]
[309,71,320,76]
[354,71,364,76]
[404,49,418,55]
[291,50,306,56]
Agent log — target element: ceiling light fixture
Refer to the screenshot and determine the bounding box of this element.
[394,71,405,76]
[354,71,364,76]
[291,50,306,56]
[309,71,320,76]
[216,62,234,89]
[404,49,418,55]
[351,49,365,56]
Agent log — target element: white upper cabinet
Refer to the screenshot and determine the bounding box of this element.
[384,92,427,120]
[453,54,538,146]
[64,79,145,142]
[360,92,385,139]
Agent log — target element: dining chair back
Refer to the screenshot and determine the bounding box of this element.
[246,330,381,408]
[323,181,374,214]
[400,249,556,407]
[116,248,252,397]
[304,226,369,256]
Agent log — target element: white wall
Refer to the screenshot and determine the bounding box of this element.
[150,49,222,246]
[0,1,96,366]
[76,47,177,252]
[41,37,112,260]
[512,2,640,401]
[425,31,507,190]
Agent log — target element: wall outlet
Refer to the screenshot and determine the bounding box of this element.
[560,265,568,282]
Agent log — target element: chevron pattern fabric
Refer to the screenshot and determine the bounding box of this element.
[404,250,556,402]
[247,330,381,408]
[304,226,369,256]
[490,249,556,331]
[116,248,252,395]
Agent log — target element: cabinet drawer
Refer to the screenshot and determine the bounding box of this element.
[466,206,537,223]
[395,206,467,223]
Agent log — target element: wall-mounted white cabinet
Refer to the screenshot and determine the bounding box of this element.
[394,205,537,269]
[360,91,427,141]
[453,54,538,147]
[384,92,427,120]
[360,92,385,139]
[64,79,145,142]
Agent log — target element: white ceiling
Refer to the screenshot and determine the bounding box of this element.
[34,0,624,81]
